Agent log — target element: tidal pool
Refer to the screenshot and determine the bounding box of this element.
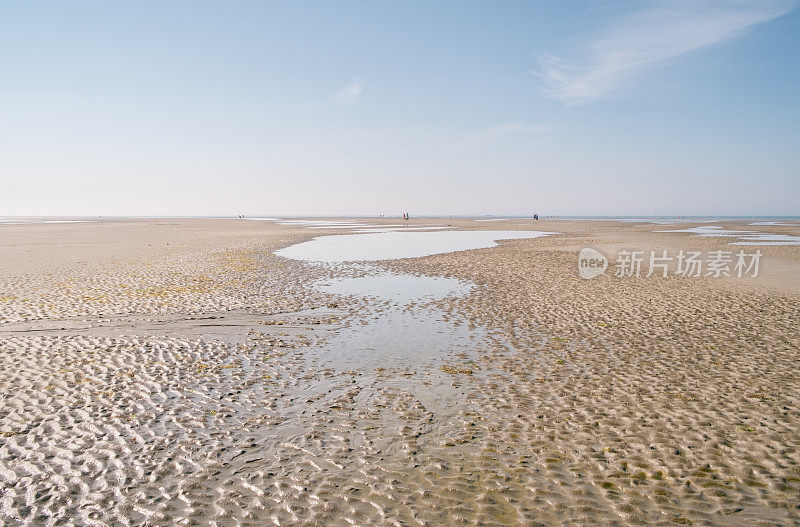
[275,230,553,262]
[274,230,543,384]
[659,225,800,245]
[318,272,471,304]
[311,272,485,414]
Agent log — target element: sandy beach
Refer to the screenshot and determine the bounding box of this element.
[6,1,800,524]
[1,217,799,525]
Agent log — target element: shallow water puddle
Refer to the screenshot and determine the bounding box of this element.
[275,229,553,262]
[249,217,454,232]
[275,220,361,227]
[315,272,476,367]
[318,306,480,371]
[659,225,800,245]
[312,272,484,414]
[271,230,552,413]
[350,226,453,233]
[319,272,471,303]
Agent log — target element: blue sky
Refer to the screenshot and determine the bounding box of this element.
[2,1,798,216]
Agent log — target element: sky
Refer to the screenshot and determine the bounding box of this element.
[1,0,799,217]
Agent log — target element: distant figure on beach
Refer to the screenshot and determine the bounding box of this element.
[534,213,539,220]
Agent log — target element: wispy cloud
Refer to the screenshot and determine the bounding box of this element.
[330,79,363,106]
[539,0,796,103]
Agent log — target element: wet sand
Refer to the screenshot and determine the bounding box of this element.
[1,217,799,525]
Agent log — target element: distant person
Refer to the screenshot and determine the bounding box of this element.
[534,213,539,220]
